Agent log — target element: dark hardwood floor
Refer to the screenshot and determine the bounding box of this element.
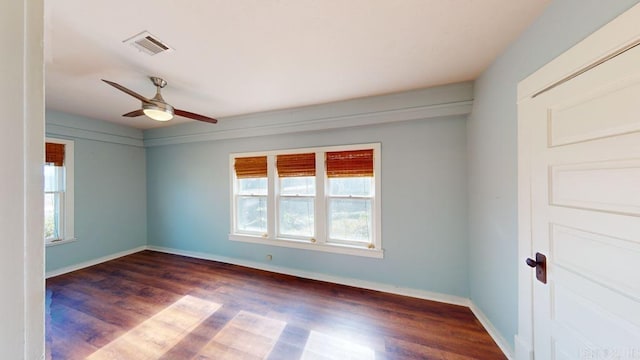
[46,250,506,359]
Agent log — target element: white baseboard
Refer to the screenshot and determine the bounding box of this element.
[46,244,512,360]
[147,245,470,307]
[45,246,147,278]
[469,302,515,360]
[150,245,515,359]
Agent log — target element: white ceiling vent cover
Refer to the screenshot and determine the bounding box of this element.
[123,31,173,55]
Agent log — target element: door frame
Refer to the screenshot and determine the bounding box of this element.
[516,4,640,359]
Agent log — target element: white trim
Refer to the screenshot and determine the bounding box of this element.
[45,237,77,247]
[518,5,640,101]
[469,303,515,360]
[517,98,535,359]
[228,234,384,258]
[229,142,383,157]
[147,245,468,306]
[44,244,510,359]
[144,101,472,147]
[516,4,640,359]
[23,0,45,356]
[144,82,473,147]
[229,143,382,257]
[45,137,75,245]
[152,245,511,358]
[514,335,534,360]
[47,123,144,147]
[45,246,146,278]
[46,110,144,147]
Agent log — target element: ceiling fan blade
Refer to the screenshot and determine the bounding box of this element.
[122,109,144,117]
[102,79,152,104]
[175,109,218,124]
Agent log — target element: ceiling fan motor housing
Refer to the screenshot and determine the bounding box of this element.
[150,76,167,88]
[143,77,175,121]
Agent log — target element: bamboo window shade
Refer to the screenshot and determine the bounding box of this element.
[276,153,316,177]
[45,142,65,167]
[326,149,374,178]
[234,156,267,178]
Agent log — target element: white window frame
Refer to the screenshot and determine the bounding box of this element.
[45,137,75,246]
[276,174,316,241]
[326,177,375,247]
[234,177,268,237]
[229,143,382,258]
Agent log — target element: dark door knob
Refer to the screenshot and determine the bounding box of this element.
[525,258,537,268]
[526,252,547,284]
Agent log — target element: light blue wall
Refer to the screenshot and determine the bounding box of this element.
[45,0,640,348]
[45,111,147,273]
[467,0,640,348]
[145,91,470,296]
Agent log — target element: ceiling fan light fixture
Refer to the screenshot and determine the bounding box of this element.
[142,103,174,121]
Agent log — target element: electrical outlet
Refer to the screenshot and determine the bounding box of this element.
[266,254,272,261]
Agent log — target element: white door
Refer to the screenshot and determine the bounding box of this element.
[523,42,640,358]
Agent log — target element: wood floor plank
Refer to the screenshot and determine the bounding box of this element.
[46,251,506,359]
[197,311,286,359]
[87,295,221,360]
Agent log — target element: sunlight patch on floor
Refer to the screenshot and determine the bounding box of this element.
[195,310,286,359]
[301,330,376,360]
[87,295,221,360]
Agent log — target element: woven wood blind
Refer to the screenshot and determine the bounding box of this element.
[234,156,267,178]
[45,142,65,167]
[276,153,316,177]
[326,149,374,178]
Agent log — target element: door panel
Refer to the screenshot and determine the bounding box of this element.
[549,76,640,146]
[550,159,640,215]
[553,278,640,346]
[527,42,640,358]
[551,224,640,301]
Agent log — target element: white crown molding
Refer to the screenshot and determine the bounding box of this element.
[46,123,144,147]
[144,101,471,147]
[45,83,472,147]
[46,110,144,147]
[144,82,473,147]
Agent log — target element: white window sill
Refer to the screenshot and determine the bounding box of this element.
[229,234,384,258]
[46,237,77,247]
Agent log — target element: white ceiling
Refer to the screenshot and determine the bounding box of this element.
[45,0,550,129]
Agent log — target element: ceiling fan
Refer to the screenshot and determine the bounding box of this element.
[101,77,218,124]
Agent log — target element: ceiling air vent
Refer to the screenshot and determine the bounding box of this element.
[123,31,173,55]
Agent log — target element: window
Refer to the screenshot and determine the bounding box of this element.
[326,149,374,245]
[229,143,381,258]
[45,138,74,245]
[277,153,316,239]
[234,156,268,234]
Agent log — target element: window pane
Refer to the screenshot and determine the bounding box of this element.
[328,198,371,242]
[238,178,267,195]
[329,177,372,196]
[45,193,61,240]
[44,164,65,192]
[279,198,314,237]
[280,177,315,196]
[236,196,267,233]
